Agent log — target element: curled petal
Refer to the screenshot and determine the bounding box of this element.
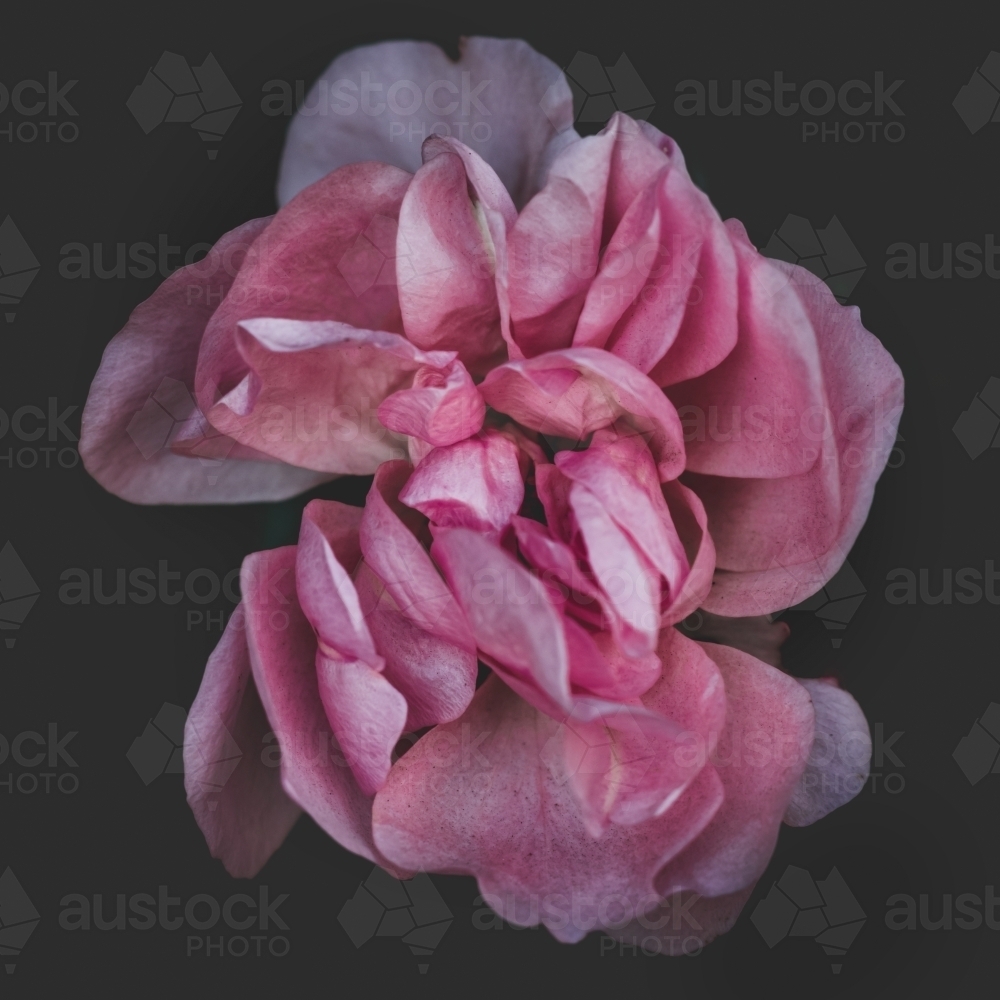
[315,653,407,797]
[240,547,403,873]
[80,217,331,503]
[400,431,525,532]
[360,462,474,652]
[208,318,455,473]
[184,605,301,877]
[784,678,871,827]
[431,527,572,711]
[377,359,485,447]
[355,562,477,732]
[295,502,378,664]
[479,347,686,480]
[655,642,814,898]
[397,139,513,373]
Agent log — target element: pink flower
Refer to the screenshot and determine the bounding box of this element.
[82,36,903,946]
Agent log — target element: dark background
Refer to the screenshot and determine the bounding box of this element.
[2,1,998,997]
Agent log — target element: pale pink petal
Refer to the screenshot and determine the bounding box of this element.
[276,37,575,210]
[360,462,475,652]
[355,561,477,731]
[240,547,404,873]
[315,653,408,796]
[80,217,332,503]
[784,678,871,826]
[184,605,301,877]
[377,359,485,447]
[373,676,724,942]
[661,479,715,624]
[208,318,456,473]
[655,642,814,898]
[479,347,686,480]
[399,431,524,532]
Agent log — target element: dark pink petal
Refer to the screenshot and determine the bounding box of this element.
[295,503,379,664]
[399,432,524,532]
[479,347,686,480]
[184,605,301,877]
[377,359,485,447]
[372,676,724,943]
[668,220,826,479]
[655,642,814,898]
[355,561,477,732]
[784,678,870,826]
[696,229,903,615]
[277,37,575,210]
[241,547,403,873]
[578,628,663,700]
[360,462,475,652]
[80,217,332,503]
[397,139,513,374]
[208,318,455,473]
[196,161,412,436]
[431,527,572,711]
[315,653,407,797]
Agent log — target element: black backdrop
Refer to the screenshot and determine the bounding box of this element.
[2,2,998,997]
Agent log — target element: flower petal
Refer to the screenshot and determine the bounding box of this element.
[479,347,686,480]
[241,547,403,873]
[399,431,524,532]
[430,527,572,711]
[184,605,301,877]
[276,37,574,210]
[372,676,724,943]
[360,461,474,652]
[315,653,407,797]
[295,500,378,664]
[377,359,485,447]
[668,220,826,479]
[208,318,455,473]
[695,227,904,615]
[80,217,331,503]
[396,138,513,374]
[355,561,477,731]
[784,678,871,827]
[655,642,814,898]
